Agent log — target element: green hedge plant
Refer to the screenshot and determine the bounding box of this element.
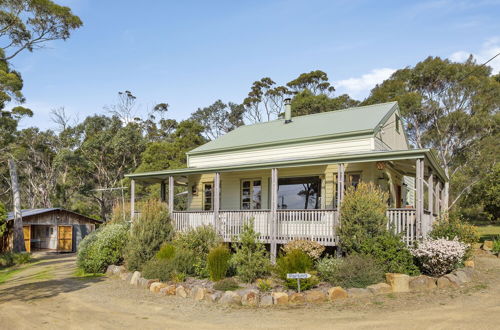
[338,182,388,254]
[360,231,420,275]
[125,200,174,271]
[207,245,231,281]
[323,254,385,288]
[230,220,270,283]
[77,223,129,273]
[276,249,318,290]
[173,225,221,277]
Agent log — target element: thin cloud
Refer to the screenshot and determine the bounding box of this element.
[450,37,500,73]
[335,68,396,100]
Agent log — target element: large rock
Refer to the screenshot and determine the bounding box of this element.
[385,273,410,293]
[241,290,259,306]
[176,285,188,298]
[130,271,141,286]
[409,275,437,291]
[305,290,327,303]
[106,265,118,276]
[146,279,159,289]
[437,276,452,289]
[272,292,289,305]
[482,241,494,251]
[219,291,241,306]
[164,285,177,295]
[260,295,273,307]
[138,278,149,288]
[205,292,222,303]
[191,286,208,301]
[328,287,348,301]
[443,274,460,287]
[367,283,392,295]
[346,288,372,298]
[289,293,305,304]
[150,282,167,293]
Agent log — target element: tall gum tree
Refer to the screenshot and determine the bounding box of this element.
[363,56,500,212]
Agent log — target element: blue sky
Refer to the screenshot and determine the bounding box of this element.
[10,0,500,130]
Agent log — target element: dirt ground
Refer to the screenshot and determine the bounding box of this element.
[0,253,499,330]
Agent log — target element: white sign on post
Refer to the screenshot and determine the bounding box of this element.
[286,273,311,292]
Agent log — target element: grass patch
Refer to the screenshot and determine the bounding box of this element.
[0,258,39,285]
[474,225,500,242]
[0,265,24,285]
[73,268,105,279]
[31,267,55,281]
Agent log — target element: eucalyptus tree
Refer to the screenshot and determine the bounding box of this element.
[190,100,244,140]
[363,56,500,211]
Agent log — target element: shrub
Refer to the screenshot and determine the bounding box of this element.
[316,255,343,283]
[282,240,325,260]
[275,249,313,279]
[323,254,384,288]
[411,238,468,277]
[173,225,221,277]
[338,182,388,254]
[213,278,240,291]
[230,220,271,282]
[493,238,500,254]
[0,252,31,268]
[359,232,419,275]
[77,223,129,273]
[275,249,318,290]
[142,247,196,281]
[207,245,231,281]
[170,248,196,276]
[124,200,174,271]
[142,258,175,281]
[429,216,478,259]
[156,243,176,260]
[109,202,131,224]
[12,252,31,265]
[256,278,273,292]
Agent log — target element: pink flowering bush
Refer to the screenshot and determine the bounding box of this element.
[411,238,468,277]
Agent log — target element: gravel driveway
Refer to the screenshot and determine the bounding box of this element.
[1,252,499,329]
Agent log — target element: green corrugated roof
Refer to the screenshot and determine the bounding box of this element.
[188,102,398,155]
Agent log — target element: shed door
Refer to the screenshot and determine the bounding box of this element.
[58,225,73,252]
[23,225,31,252]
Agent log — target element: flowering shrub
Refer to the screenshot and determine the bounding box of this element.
[282,239,325,260]
[411,238,468,277]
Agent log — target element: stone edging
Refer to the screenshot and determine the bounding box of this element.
[105,265,476,307]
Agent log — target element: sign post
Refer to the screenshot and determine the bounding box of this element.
[286,273,311,293]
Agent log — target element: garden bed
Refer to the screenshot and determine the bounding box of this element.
[105,263,477,307]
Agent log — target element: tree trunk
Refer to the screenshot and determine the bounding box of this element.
[8,159,25,253]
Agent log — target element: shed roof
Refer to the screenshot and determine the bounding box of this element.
[6,208,101,223]
[188,102,398,155]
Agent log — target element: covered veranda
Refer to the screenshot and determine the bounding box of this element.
[126,149,447,260]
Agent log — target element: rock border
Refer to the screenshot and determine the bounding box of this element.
[105,264,477,307]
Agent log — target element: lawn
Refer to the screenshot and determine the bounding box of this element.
[474,224,500,242]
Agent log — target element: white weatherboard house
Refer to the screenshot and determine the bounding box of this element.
[126,101,447,259]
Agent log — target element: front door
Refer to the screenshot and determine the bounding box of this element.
[58,225,73,252]
[23,225,31,252]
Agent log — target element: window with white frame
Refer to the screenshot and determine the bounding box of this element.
[241,179,261,210]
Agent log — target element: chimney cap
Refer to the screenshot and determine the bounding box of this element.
[284,98,292,105]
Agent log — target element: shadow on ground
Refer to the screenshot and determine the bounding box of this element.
[0,276,104,303]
